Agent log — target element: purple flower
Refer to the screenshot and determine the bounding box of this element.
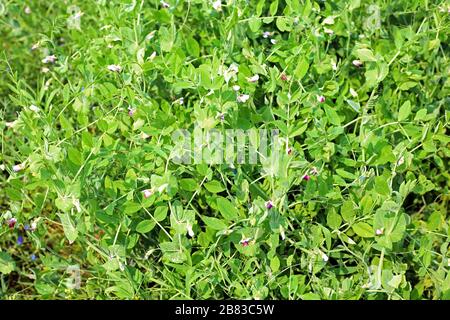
[265,200,273,209]
[128,108,136,116]
[31,254,37,261]
[17,235,24,246]
[24,224,30,231]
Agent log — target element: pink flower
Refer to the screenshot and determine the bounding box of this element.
[240,237,252,247]
[317,95,325,103]
[142,189,153,198]
[42,55,57,64]
[287,147,292,155]
[13,163,25,172]
[303,174,310,181]
[376,229,383,235]
[7,218,17,229]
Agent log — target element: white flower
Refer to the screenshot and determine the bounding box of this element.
[73,198,81,213]
[29,105,40,113]
[212,0,222,11]
[5,121,17,128]
[262,31,272,38]
[31,43,39,50]
[148,51,157,60]
[237,94,250,103]
[331,60,337,71]
[141,132,150,139]
[222,63,239,83]
[376,228,383,235]
[146,31,156,40]
[42,55,57,64]
[397,156,405,166]
[352,60,363,67]
[0,164,5,171]
[246,74,259,83]
[31,221,37,231]
[232,85,240,91]
[24,6,31,14]
[310,167,319,175]
[41,67,50,73]
[13,163,25,172]
[187,223,194,237]
[324,27,334,35]
[321,252,329,262]
[107,64,122,72]
[142,189,153,198]
[323,16,334,25]
[160,1,170,8]
[350,87,358,97]
[270,39,277,44]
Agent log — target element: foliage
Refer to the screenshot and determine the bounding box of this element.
[0,0,449,300]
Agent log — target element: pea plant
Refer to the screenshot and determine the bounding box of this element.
[0,0,449,300]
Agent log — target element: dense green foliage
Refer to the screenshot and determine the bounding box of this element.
[0,0,449,299]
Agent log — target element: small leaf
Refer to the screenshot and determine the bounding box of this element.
[204,181,225,193]
[216,197,239,221]
[352,222,374,238]
[294,57,309,80]
[355,48,377,62]
[0,252,15,274]
[58,212,78,244]
[202,216,227,230]
[398,101,411,121]
[136,220,155,233]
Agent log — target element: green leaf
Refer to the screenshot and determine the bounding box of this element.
[204,181,225,193]
[398,101,411,121]
[136,220,155,233]
[341,200,356,222]
[0,252,15,274]
[374,176,390,196]
[68,147,83,166]
[355,48,377,62]
[327,210,342,230]
[180,178,197,192]
[202,216,227,230]
[58,212,78,244]
[216,197,239,221]
[294,57,309,80]
[324,105,341,125]
[124,202,142,215]
[345,99,360,113]
[270,256,280,272]
[185,36,200,57]
[352,222,374,238]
